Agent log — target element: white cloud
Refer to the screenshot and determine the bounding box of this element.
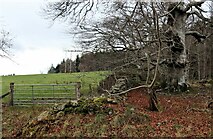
[0,47,65,75]
[0,0,80,75]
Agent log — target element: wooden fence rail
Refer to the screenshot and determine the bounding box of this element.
[8,82,81,106]
[0,92,10,99]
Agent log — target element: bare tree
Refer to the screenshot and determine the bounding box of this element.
[43,0,212,111]
[0,29,13,58]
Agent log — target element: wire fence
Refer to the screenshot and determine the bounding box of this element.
[10,83,81,105]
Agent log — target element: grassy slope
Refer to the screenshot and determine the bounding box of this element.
[1,71,110,102]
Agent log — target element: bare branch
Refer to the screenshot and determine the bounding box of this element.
[43,0,96,25]
[184,0,205,12]
[186,31,206,42]
[188,10,211,22]
[195,5,208,13]
[0,30,13,58]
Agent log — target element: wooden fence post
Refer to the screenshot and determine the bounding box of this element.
[31,85,34,105]
[9,82,14,106]
[76,82,81,100]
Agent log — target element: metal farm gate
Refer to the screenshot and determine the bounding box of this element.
[9,83,81,105]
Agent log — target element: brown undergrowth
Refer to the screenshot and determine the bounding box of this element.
[2,87,212,137]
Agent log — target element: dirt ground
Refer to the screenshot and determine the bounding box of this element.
[124,88,212,137]
[2,87,212,137]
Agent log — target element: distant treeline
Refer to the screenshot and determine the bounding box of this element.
[48,51,126,74]
[48,46,213,81]
[48,55,80,73]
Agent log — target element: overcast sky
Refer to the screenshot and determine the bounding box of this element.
[0,0,81,75]
[0,0,211,76]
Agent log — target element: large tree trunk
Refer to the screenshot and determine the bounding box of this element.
[166,2,188,92]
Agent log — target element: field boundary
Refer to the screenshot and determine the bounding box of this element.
[9,82,81,105]
[0,76,2,139]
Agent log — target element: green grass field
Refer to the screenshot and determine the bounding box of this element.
[1,71,110,103]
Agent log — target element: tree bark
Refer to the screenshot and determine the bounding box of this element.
[165,1,209,91]
[148,89,159,111]
[166,2,189,91]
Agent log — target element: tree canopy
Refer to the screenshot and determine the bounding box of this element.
[43,0,213,93]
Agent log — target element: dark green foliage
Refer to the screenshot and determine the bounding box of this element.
[55,64,60,73]
[49,57,79,73]
[79,51,127,72]
[75,55,80,72]
[48,64,56,74]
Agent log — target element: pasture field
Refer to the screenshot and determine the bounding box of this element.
[1,71,110,103]
[1,72,212,137]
